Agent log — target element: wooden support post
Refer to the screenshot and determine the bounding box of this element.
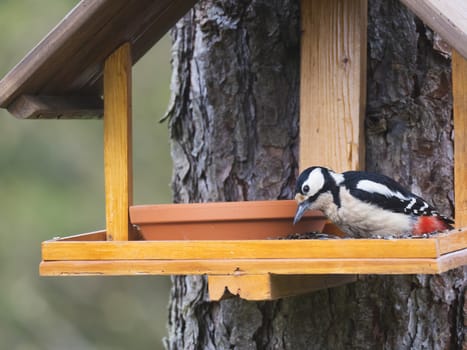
[453,50,467,228]
[299,0,367,172]
[103,42,133,241]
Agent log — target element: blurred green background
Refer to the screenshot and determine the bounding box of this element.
[0,1,173,349]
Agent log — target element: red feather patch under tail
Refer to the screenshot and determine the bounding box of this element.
[412,216,453,236]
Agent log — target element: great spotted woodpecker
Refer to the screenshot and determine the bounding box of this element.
[293,166,453,238]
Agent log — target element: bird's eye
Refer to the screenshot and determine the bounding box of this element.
[302,185,310,194]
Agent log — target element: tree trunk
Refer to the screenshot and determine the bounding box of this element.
[164,0,466,349]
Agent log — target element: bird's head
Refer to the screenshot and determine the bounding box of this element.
[293,166,342,224]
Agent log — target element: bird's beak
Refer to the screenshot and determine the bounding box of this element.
[293,201,310,225]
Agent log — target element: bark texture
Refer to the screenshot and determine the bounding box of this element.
[164,0,466,349]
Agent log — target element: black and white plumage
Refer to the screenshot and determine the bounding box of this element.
[293,166,453,238]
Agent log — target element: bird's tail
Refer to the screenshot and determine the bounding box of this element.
[413,215,453,235]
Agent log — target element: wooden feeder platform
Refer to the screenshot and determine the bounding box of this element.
[40,200,467,299]
[40,231,467,274]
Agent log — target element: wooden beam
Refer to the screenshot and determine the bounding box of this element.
[41,231,467,261]
[43,228,466,257]
[399,0,467,59]
[299,0,367,172]
[104,42,133,241]
[208,274,356,301]
[208,274,274,300]
[453,50,467,228]
[39,254,465,276]
[7,94,103,119]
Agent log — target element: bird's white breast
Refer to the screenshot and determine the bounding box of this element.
[315,187,414,238]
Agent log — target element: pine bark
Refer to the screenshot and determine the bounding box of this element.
[164,0,466,349]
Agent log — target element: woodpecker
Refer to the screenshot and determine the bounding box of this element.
[293,166,453,238]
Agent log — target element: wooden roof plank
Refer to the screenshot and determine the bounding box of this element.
[0,0,197,118]
[7,95,103,119]
[399,0,467,59]
[129,0,197,60]
[0,0,125,108]
[86,0,197,95]
[41,0,161,94]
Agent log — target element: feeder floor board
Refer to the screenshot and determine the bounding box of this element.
[40,229,467,276]
[40,251,465,275]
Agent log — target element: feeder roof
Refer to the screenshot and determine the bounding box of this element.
[399,0,467,58]
[0,0,465,119]
[0,0,196,119]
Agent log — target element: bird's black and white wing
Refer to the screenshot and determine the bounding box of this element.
[342,171,451,222]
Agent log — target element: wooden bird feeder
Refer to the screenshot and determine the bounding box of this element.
[1,0,466,301]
